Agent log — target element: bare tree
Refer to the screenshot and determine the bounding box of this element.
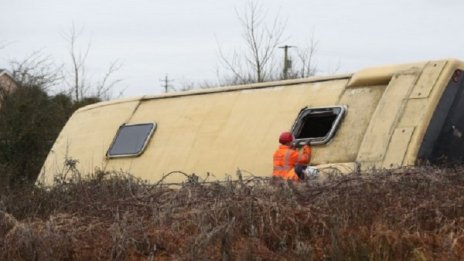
[218,1,286,84]
[178,79,218,91]
[62,24,122,101]
[94,61,122,100]
[61,24,90,101]
[9,51,62,90]
[292,36,318,78]
[217,2,323,86]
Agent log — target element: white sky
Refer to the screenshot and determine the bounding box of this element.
[1,0,464,97]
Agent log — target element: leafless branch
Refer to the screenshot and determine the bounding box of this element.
[94,60,122,100]
[295,35,318,78]
[218,1,286,85]
[9,51,63,90]
[61,24,122,101]
[61,24,91,101]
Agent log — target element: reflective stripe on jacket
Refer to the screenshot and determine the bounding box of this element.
[272,144,312,180]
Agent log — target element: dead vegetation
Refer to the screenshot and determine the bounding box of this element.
[1,166,464,260]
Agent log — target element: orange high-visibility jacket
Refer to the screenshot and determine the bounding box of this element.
[273,144,312,180]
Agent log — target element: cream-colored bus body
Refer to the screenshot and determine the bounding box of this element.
[38,59,464,185]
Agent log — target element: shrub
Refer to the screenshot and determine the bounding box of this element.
[1,167,464,260]
[0,85,100,188]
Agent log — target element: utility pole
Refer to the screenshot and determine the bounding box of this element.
[160,74,175,93]
[279,45,295,80]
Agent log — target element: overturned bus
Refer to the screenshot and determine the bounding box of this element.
[38,59,464,185]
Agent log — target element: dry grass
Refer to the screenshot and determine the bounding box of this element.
[1,166,464,260]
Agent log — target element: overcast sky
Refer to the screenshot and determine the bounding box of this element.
[1,0,464,97]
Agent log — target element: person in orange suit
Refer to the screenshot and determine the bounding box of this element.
[272,131,312,181]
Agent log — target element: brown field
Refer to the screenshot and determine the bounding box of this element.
[1,166,464,260]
